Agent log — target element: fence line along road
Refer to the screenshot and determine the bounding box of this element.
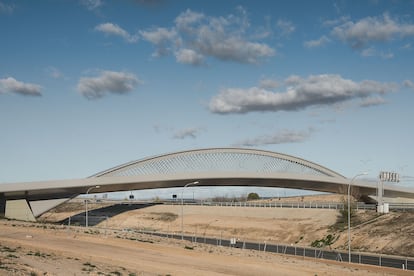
[166,201,414,211]
[149,231,414,271]
[68,214,413,271]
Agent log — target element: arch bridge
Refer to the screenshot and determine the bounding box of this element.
[1,148,413,221]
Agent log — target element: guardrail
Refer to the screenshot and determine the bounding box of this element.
[91,199,414,211]
[166,201,414,211]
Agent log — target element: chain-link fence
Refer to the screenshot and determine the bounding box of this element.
[66,215,413,272]
[157,231,414,271]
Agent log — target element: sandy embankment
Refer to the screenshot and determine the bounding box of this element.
[0,220,409,276]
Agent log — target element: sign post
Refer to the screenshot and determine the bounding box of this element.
[377,171,399,213]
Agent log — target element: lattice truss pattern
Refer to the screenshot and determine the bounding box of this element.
[96,149,342,178]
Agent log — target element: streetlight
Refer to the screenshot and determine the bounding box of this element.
[85,185,100,228]
[347,173,367,263]
[181,181,199,240]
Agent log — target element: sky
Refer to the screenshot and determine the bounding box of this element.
[1,0,414,198]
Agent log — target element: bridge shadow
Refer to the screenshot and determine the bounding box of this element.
[59,202,160,227]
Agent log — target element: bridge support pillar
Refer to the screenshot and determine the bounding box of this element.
[0,193,5,218]
[5,199,36,222]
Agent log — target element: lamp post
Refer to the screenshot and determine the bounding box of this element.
[347,173,367,263]
[181,181,199,240]
[85,185,100,228]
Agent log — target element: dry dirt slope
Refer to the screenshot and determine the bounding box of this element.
[40,195,414,258]
[2,220,409,276]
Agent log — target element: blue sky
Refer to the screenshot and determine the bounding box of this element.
[1,0,413,198]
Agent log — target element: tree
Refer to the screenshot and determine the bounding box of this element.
[247,192,260,201]
[337,196,357,227]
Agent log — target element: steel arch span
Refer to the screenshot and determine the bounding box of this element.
[91,148,345,179]
[1,148,414,221]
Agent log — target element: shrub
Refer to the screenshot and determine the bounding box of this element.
[311,234,338,248]
[247,192,260,201]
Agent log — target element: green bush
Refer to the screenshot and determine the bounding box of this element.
[247,192,260,201]
[311,234,337,248]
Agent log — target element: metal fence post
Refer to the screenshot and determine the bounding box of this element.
[219,231,222,246]
[66,216,71,235]
[105,216,108,237]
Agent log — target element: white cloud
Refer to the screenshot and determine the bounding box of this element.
[323,16,350,27]
[173,127,201,139]
[235,128,313,146]
[361,47,376,57]
[0,1,14,14]
[140,27,177,44]
[175,48,204,66]
[174,9,205,30]
[304,36,330,48]
[332,13,414,48]
[209,74,397,114]
[140,27,177,56]
[77,70,141,99]
[95,22,138,43]
[140,8,275,65]
[359,96,386,107]
[0,77,42,96]
[80,0,102,11]
[195,35,274,64]
[361,47,394,59]
[403,80,414,90]
[379,52,393,59]
[45,66,64,79]
[258,78,279,89]
[276,19,295,36]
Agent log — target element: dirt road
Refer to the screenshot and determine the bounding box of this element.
[0,221,410,276]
